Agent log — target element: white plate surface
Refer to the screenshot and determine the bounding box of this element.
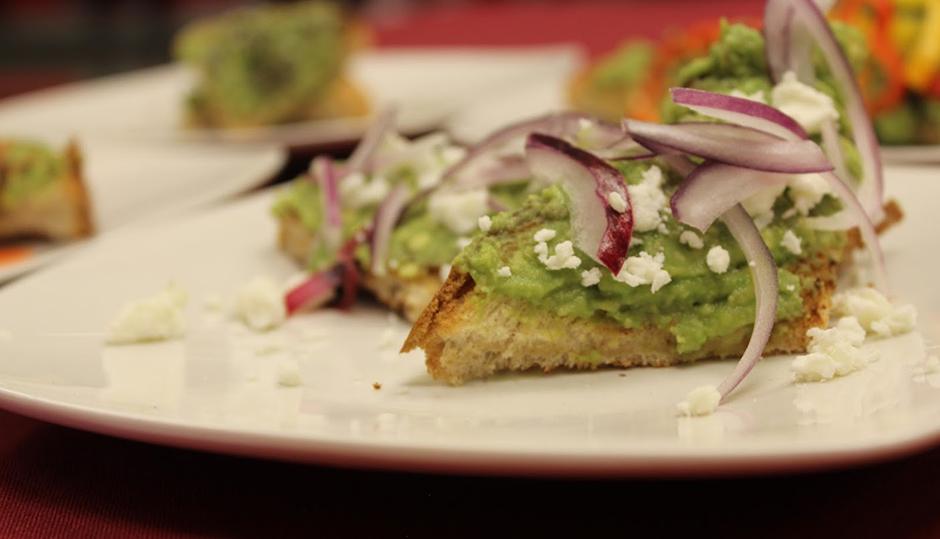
[0,138,285,283]
[0,47,581,147]
[0,166,937,477]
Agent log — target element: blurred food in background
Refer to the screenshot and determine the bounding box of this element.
[569,0,940,146]
[0,139,93,243]
[174,1,371,129]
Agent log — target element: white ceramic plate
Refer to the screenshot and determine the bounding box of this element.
[0,47,581,147]
[880,145,940,164]
[0,166,937,477]
[0,138,285,283]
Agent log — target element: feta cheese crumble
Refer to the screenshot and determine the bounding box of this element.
[770,71,840,134]
[678,230,704,250]
[497,266,512,277]
[533,228,557,242]
[540,240,581,270]
[607,191,627,213]
[233,277,286,332]
[276,359,303,387]
[788,174,831,215]
[706,246,730,274]
[791,317,874,382]
[615,251,671,293]
[107,283,188,344]
[477,215,492,232]
[781,229,803,255]
[676,385,722,417]
[832,287,917,338]
[627,165,668,232]
[581,267,602,287]
[428,188,489,235]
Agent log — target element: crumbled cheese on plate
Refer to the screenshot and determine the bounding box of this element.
[107,283,188,344]
[233,277,286,332]
[676,385,722,417]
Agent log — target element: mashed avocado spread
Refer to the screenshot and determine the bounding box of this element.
[176,2,348,126]
[0,140,64,209]
[455,160,846,353]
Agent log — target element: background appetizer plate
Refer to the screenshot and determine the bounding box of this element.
[0,46,581,147]
[0,138,285,283]
[0,166,937,477]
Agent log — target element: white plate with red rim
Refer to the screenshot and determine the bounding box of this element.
[0,47,582,148]
[0,138,285,283]
[0,165,936,477]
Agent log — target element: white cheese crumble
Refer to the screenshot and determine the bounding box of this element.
[540,240,582,270]
[439,264,452,282]
[477,215,492,232]
[456,237,472,249]
[832,287,917,338]
[706,246,730,274]
[781,229,803,255]
[678,230,704,250]
[615,251,671,293]
[791,317,874,382]
[497,266,512,277]
[581,267,602,287]
[534,241,549,257]
[788,174,831,215]
[607,191,627,213]
[233,276,286,332]
[533,228,557,242]
[627,165,668,232]
[428,188,489,235]
[339,172,390,209]
[276,359,303,387]
[742,184,786,227]
[676,385,722,417]
[770,71,840,134]
[107,283,188,344]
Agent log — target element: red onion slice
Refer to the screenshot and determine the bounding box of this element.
[345,107,397,176]
[764,0,885,223]
[336,238,361,310]
[670,87,808,140]
[623,120,833,173]
[309,156,343,249]
[525,133,633,275]
[442,112,623,190]
[715,204,779,401]
[819,118,850,182]
[285,269,340,315]
[671,162,792,232]
[370,184,411,276]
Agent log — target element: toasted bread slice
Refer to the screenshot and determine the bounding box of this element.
[403,201,905,386]
[402,260,835,385]
[0,141,94,242]
[277,212,441,321]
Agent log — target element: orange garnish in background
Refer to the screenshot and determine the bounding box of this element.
[0,246,32,266]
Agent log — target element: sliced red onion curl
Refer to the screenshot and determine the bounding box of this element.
[344,106,397,176]
[819,118,850,184]
[525,133,633,275]
[715,204,779,401]
[309,156,343,250]
[670,87,808,140]
[671,162,792,231]
[441,112,629,190]
[370,183,411,276]
[764,0,885,223]
[623,119,833,173]
[285,268,340,315]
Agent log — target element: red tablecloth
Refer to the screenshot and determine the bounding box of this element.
[5,1,940,537]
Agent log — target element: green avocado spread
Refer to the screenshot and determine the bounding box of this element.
[176,2,347,126]
[454,160,846,354]
[0,140,64,209]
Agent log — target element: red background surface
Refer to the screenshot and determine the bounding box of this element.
[4,1,940,537]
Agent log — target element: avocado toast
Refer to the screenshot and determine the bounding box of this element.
[0,139,93,242]
[404,0,901,402]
